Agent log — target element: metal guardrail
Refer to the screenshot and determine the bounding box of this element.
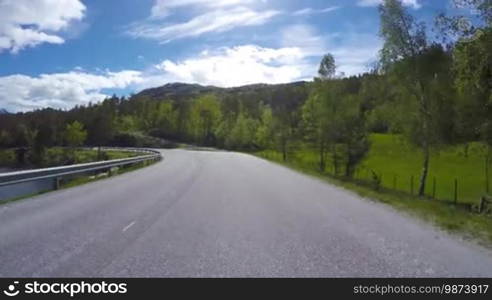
[0,147,162,188]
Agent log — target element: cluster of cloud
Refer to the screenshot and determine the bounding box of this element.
[149,0,258,19]
[0,0,86,53]
[146,45,307,88]
[357,0,421,9]
[1,22,382,112]
[0,71,143,112]
[0,0,392,111]
[127,0,280,43]
[128,7,279,44]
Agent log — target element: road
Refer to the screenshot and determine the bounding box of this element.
[1,149,492,277]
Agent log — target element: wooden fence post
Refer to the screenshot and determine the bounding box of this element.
[479,196,485,214]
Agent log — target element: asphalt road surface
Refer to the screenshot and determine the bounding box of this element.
[1,149,492,277]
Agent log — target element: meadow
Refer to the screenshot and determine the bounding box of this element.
[258,134,489,206]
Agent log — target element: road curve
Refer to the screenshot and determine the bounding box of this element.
[0,149,492,277]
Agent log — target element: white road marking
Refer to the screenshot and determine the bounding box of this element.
[122,221,136,232]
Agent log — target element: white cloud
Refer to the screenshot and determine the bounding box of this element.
[150,0,258,18]
[128,7,279,43]
[138,45,312,89]
[292,6,340,16]
[0,71,143,112]
[127,0,278,43]
[0,0,86,53]
[138,25,382,89]
[357,0,422,9]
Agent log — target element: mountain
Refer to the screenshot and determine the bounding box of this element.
[135,81,310,104]
[0,109,9,114]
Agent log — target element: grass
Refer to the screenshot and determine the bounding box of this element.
[259,134,489,206]
[363,134,488,205]
[255,134,492,247]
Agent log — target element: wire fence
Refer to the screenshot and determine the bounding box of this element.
[258,150,491,213]
[351,165,484,210]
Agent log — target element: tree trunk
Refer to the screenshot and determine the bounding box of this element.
[417,86,430,198]
[332,144,338,176]
[282,138,287,162]
[464,143,469,158]
[418,142,430,197]
[319,140,326,172]
[345,154,353,178]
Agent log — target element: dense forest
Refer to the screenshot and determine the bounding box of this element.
[1,0,491,199]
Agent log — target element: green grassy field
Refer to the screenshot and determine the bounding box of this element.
[363,134,488,205]
[258,134,489,205]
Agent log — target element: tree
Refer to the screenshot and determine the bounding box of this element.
[31,123,54,165]
[302,87,330,171]
[435,0,491,55]
[318,54,336,80]
[255,105,274,150]
[115,115,137,133]
[64,121,87,148]
[189,95,222,145]
[0,130,11,148]
[302,53,339,171]
[338,95,371,178]
[225,112,258,150]
[271,93,302,162]
[156,101,178,138]
[88,113,114,158]
[453,28,492,192]
[379,0,444,197]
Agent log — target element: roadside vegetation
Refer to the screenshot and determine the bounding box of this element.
[0,147,139,170]
[260,134,489,206]
[0,1,490,240]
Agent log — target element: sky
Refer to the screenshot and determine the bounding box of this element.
[0,0,467,112]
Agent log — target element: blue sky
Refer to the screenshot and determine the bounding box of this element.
[0,0,465,111]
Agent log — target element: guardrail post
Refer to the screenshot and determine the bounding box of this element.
[53,177,61,190]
